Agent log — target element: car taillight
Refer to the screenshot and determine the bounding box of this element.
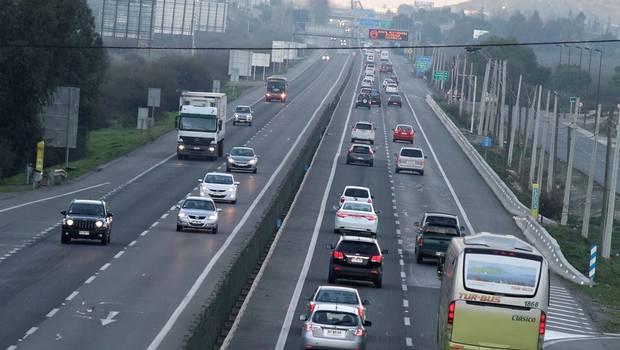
[304,323,313,332]
[355,328,364,337]
[396,156,400,164]
[371,255,382,263]
[448,302,456,325]
[336,212,348,218]
[539,311,546,335]
[340,196,345,203]
[418,237,424,247]
[366,215,377,221]
[309,302,316,313]
[357,306,364,317]
[333,251,345,260]
[367,198,372,204]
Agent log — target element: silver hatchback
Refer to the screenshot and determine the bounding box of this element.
[176,196,221,233]
[300,304,371,350]
[395,146,427,175]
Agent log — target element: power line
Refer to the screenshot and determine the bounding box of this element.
[1,38,619,51]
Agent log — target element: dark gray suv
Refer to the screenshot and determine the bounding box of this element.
[61,199,113,245]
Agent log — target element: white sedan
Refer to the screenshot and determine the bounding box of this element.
[199,172,239,204]
[334,201,378,236]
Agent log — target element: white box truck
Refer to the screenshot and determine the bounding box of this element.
[176,91,227,160]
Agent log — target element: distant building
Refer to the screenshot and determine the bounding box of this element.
[414,1,433,10]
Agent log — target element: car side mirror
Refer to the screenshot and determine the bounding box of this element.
[217,208,222,212]
[362,299,371,306]
[234,181,240,186]
[176,204,181,209]
[107,212,113,218]
[364,320,372,327]
[375,210,381,214]
[299,314,307,321]
[325,243,335,250]
[198,179,203,183]
[381,249,388,254]
[371,194,374,198]
[61,210,67,215]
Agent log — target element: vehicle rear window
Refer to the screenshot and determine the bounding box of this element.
[342,202,372,212]
[316,290,359,305]
[426,216,457,227]
[68,203,104,216]
[205,174,233,184]
[312,311,358,326]
[338,241,379,256]
[344,188,369,198]
[400,149,423,157]
[182,199,215,211]
[397,126,411,133]
[390,95,402,101]
[356,123,372,130]
[464,252,543,297]
[425,225,459,236]
[351,146,370,154]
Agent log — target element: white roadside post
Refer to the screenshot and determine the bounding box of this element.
[589,244,597,283]
[561,98,579,225]
[602,105,620,258]
[507,75,522,166]
[582,105,601,238]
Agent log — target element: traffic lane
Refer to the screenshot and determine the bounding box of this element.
[0,54,337,349]
[284,98,408,349]
[545,336,620,349]
[223,54,365,349]
[15,54,352,350]
[0,54,325,260]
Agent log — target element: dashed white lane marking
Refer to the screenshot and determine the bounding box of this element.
[399,259,404,266]
[170,205,176,211]
[150,222,159,228]
[7,345,17,350]
[160,213,169,219]
[396,229,401,234]
[100,263,111,271]
[114,251,125,259]
[395,220,400,225]
[403,300,409,308]
[85,276,96,284]
[398,239,403,245]
[402,284,408,291]
[401,271,406,278]
[128,240,137,247]
[404,317,411,326]
[65,291,79,301]
[140,230,149,237]
[46,308,60,318]
[406,337,413,347]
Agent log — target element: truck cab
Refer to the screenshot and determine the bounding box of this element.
[177,92,227,160]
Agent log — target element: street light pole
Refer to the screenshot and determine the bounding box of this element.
[595,49,603,107]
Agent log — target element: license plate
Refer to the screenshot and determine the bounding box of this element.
[190,220,202,224]
[435,251,445,257]
[79,230,89,235]
[351,257,364,263]
[324,329,346,338]
[193,146,200,150]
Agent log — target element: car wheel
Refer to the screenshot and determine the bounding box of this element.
[374,277,382,288]
[416,253,423,264]
[107,233,111,245]
[392,138,396,142]
[253,168,257,174]
[351,138,355,143]
[370,140,374,145]
[334,228,340,234]
[100,235,108,246]
[61,234,70,244]
[176,224,182,232]
[419,170,425,176]
[231,200,237,204]
[367,106,371,110]
[226,166,231,173]
[346,158,350,165]
[177,154,184,160]
[249,122,252,126]
[213,226,218,234]
[395,167,400,173]
[369,160,374,167]
[328,270,336,284]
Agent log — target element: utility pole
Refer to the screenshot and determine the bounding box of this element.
[459,55,467,116]
[470,63,477,133]
[478,60,491,135]
[547,92,559,194]
[602,106,620,258]
[507,75,522,166]
[602,113,615,228]
[561,98,579,225]
[452,55,459,105]
[499,60,507,150]
[537,90,552,186]
[485,60,498,136]
[529,86,543,186]
[582,105,601,238]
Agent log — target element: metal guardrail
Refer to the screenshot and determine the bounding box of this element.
[184,60,354,350]
[425,95,592,287]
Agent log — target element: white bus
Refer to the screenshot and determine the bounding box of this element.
[437,233,549,350]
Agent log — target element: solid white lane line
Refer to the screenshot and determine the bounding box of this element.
[402,93,476,234]
[273,56,359,350]
[100,263,111,271]
[149,56,352,350]
[85,276,96,284]
[114,251,125,259]
[0,182,110,213]
[65,291,79,301]
[46,308,60,318]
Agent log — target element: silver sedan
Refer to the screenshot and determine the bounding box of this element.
[176,196,221,233]
[300,304,371,350]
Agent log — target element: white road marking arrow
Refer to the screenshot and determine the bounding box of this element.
[100,311,119,326]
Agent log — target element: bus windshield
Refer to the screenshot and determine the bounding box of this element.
[464,252,542,297]
[267,79,286,92]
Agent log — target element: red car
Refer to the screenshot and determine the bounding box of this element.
[392,124,415,143]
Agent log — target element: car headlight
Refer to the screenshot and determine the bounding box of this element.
[281,93,286,98]
[234,113,239,119]
[178,144,185,150]
[65,219,74,226]
[208,214,217,220]
[227,187,235,192]
[178,212,187,218]
[249,159,257,165]
[208,146,215,152]
[95,220,104,228]
[228,158,235,164]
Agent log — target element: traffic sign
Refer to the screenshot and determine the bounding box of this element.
[433,70,449,81]
[480,136,492,147]
[569,96,577,103]
[367,28,408,41]
[531,182,540,220]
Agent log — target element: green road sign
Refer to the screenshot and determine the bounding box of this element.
[434,70,449,81]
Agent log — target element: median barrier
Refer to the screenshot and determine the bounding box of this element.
[425,95,592,287]
[184,58,354,350]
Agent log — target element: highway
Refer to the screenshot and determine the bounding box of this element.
[0,51,352,349]
[223,52,613,350]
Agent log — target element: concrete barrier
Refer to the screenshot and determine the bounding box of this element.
[425,95,592,287]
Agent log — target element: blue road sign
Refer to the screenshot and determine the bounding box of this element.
[480,136,493,147]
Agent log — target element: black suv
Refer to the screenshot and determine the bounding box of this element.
[369,89,381,106]
[327,236,387,288]
[61,199,113,245]
[355,93,371,109]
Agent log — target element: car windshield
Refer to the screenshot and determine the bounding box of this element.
[344,188,369,198]
[179,114,217,132]
[338,241,379,255]
[356,123,372,130]
[235,106,250,113]
[205,174,233,184]
[68,203,104,216]
[401,149,423,157]
[315,290,359,305]
[182,199,215,211]
[311,311,359,326]
[351,146,370,154]
[231,148,254,157]
[342,202,372,212]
